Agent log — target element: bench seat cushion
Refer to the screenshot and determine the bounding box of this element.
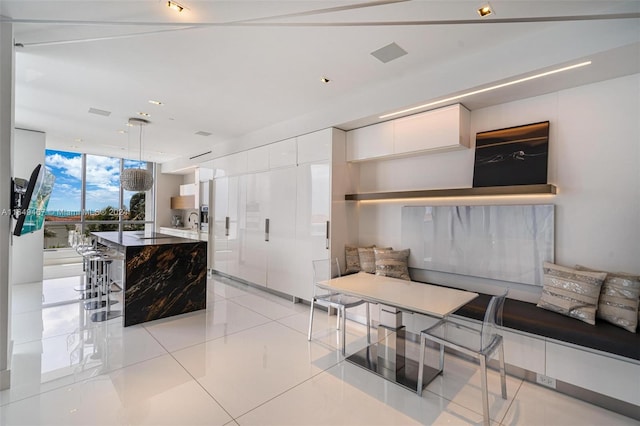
[454,294,640,361]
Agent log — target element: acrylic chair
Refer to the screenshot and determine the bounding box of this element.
[417,290,509,426]
[307,258,370,355]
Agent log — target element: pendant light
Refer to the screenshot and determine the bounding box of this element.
[121,117,153,191]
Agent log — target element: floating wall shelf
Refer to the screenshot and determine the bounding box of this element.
[345,184,557,201]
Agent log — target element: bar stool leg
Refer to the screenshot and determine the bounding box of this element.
[90,259,121,322]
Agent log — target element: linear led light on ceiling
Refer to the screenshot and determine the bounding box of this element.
[380,61,591,119]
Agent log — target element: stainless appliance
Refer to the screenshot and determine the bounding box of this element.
[200,206,209,231]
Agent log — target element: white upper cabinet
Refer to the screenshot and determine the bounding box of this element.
[394,103,470,155]
[297,129,331,164]
[346,103,470,162]
[213,151,248,177]
[268,137,297,169]
[247,145,270,172]
[346,121,394,161]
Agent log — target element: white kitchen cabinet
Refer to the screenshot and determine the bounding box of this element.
[179,183,196,196]
[346,121,394,162]
[265,166,298,296]
[394,103,470,155]
[298,129,331,164]
[268,137,297,169]
[247,145,270,172]
[294,161,331,300]
[237,172,269,287]
[213,151,248,177]
[345,104,470,162]
[212,176,241,276]
[211,128,355,302]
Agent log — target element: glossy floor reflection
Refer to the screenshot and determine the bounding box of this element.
[1,272,638,425]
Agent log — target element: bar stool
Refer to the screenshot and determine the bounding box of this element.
[83,251,108,310]
[74,235,98,295]
[89,253,122,322]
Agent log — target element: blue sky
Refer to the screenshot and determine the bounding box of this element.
[45,149,144,214]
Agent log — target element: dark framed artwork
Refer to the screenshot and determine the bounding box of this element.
[473,121,550,187]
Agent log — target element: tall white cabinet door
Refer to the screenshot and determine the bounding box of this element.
[226,176,241,277]
[213,177,229,274]
[295,161,331,300]
[237,171,269,287]
[212,176,241,276]
[265,167,298,296]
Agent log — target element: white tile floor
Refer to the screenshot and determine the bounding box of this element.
[1,272,638,426]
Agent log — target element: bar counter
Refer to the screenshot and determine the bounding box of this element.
[92,231,207,326]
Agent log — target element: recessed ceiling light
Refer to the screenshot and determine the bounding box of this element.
[477,3,493,17]
[195,131,212,137]
[380,61,592,119]
[74,138,83,143]
[167,1,184,13]
[320,77,331,83]
[138,112,151,117]
[118,130,127,134]
[148,100,164,106]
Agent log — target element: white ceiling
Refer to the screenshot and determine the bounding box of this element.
[2,1,639,166]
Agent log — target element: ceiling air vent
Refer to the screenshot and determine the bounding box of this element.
[371,42,408,64]
[88,107,111,117]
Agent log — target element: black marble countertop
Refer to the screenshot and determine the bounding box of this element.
[92,231,201,248]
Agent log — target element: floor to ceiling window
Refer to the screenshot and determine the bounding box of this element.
[43,149,155,249]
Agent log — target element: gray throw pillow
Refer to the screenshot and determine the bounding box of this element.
[374,248,410,281]
[576,265,640,332]
[537,262,606,325]
[345,245,373,274]
[357,246,391,274]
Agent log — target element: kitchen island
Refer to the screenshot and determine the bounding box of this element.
[92,231,207,326]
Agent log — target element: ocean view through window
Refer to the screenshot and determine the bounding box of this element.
[44,149,155,249]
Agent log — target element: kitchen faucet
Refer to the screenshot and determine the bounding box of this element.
[188,212,199,230]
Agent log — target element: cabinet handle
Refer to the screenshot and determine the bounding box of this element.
[225,216,230,236]
[325,221,330,250]
[265,218,270,242]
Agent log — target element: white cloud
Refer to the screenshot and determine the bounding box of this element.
[85,155,121,189]
[45,153,82,180]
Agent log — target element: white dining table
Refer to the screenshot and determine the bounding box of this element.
[318,272,478,392]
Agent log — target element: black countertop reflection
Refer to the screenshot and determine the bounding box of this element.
[92,231,199,247]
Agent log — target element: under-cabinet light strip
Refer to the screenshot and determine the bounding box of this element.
[380,61,592,119]
[345,184,557,201]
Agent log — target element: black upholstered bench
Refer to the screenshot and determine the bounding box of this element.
[453,293,640,361]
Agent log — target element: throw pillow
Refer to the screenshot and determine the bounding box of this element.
[345,245,373,274]
[537,262,606,325]
[576,265,640,333]
[358,246,391,274]
[374,248,410,281]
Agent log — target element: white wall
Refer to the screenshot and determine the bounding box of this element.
[356,74,640,303]
[0,20,15,391]
[154,171,183,228]
[11,128,45,285]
